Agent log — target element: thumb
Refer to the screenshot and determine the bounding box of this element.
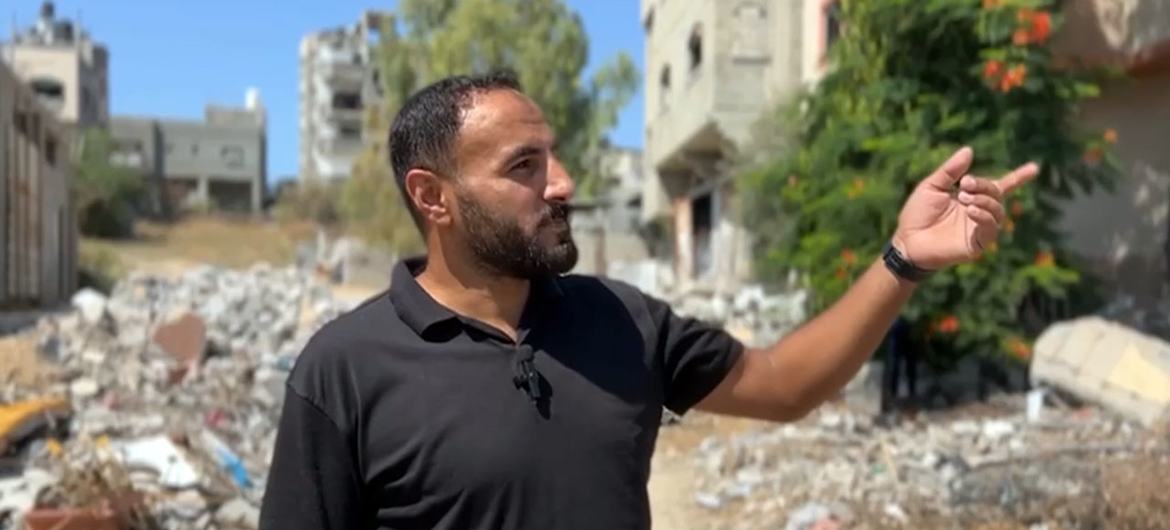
[922,147,974,191]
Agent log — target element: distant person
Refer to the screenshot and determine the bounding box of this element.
[879,316,918,421]
[259,70,1037,530]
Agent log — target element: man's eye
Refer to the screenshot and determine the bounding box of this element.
[513,159,534,172]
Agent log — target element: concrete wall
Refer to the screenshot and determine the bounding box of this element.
[0,60,76,308]
[1059,72,1170,305]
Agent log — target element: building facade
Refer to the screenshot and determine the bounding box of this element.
[641,0,836,293]
[110,90,268,214]
[1,1,108,130]
[0,59,77,308]
[298,11,387,183]
[1051,0,1170,309]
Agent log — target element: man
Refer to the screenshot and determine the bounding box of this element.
[259,71,1036,530]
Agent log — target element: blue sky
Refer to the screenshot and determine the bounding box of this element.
[7,1,645,182]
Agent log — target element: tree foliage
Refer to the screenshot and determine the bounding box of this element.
[341,0,638,252]
[739,0,1121,368]
[73,128,145,238]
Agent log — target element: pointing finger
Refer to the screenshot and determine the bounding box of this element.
[995,162,1040,196]
[924,147,974,191]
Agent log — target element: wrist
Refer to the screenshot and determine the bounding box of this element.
[882,236,933,284]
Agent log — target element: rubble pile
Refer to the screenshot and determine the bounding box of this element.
[1,264,352,530]
[685,398,1168,529]
[668,285,809,348]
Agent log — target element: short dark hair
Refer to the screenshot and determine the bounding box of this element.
[388,70,523,229]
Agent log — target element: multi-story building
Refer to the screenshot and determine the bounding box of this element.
[1,1,108,130]
[0,58,76,308]
[298,11,387,183]
[109,89,268,214]
[641,0,838,292]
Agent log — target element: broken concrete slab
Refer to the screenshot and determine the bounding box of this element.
[151,312,208,383]
[115,436,200,490]
[1032,316,1170,426]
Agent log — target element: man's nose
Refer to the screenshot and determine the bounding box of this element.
[545,156,575,202]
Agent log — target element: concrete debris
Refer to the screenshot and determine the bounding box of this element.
[1031,316,1170,426]
[1,263,352,529]
[686,395,1163,528]
[667,285,808,349]
[116,436,200,490]
[70,288,109,326]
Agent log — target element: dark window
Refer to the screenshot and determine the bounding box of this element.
[332,92,362,110]
[643,8,655,33]
[660,65,671,89]
[28,77,64,99]
[338,123,361,140]
[688,25,703,70]
[222,145,245,168]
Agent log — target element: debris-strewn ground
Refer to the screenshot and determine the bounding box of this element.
[654,400,1170,530]
[1,247,1167,529]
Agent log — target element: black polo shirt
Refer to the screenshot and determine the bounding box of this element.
[259,256,744,530]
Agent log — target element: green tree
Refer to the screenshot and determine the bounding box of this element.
[73,127,145,238]
[341,0,639,252]
[739,0,1120,369]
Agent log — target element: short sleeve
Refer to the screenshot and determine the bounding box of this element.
[643,293,745,415]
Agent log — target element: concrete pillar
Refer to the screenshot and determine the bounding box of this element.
[252,176,262,213]
[196,175,210,205]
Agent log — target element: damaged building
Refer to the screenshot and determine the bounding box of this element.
[298,11,388,183]
[640,0,836,294]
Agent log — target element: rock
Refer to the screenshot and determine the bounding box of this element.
[981,420,1015,442]
[0,468,55,519]
[116,436,201,489]
[784,502,835,530]
[215,497,260,528]
[1032,316,1170,426]
[694,491,724,510]
[71,288,109,324]
[69,378,100,399]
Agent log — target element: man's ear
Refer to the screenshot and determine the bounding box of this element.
[404,168,451,227]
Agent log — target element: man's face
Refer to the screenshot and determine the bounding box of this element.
[446,89,578,278]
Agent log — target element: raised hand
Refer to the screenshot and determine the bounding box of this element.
[892,147,1038,270]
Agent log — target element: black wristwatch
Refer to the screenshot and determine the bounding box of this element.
[882,240,933,283]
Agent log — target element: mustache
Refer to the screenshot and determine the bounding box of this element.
[541,203,571,226]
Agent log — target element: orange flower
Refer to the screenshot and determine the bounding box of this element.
[840,248,857,266]
[1010,200,1024,216]
[835,266,848,280]
[1007,337,1032,360]
[937,315,960,334]
[1013,29,1031,46]
[1034,250,1055,267]
[1103,128,1118,144]
[1004,218,1015,233]
[982,60,1003,81]
[846,178,866,199]
[1029,11,1052,43]
[1083,146,1103,165]
[998,64,1027,92]
[1017,8,1035,23]
[982,0,1001,9]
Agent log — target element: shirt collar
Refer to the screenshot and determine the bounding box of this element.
[389,255,564,339]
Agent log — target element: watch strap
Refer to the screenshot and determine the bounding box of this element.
[882,240,933,283]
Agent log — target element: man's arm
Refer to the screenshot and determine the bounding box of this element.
[697,147,1038,422]
[259,386,369,530]
[697,258,913,422]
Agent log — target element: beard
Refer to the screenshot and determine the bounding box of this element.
[455,188,579,278]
